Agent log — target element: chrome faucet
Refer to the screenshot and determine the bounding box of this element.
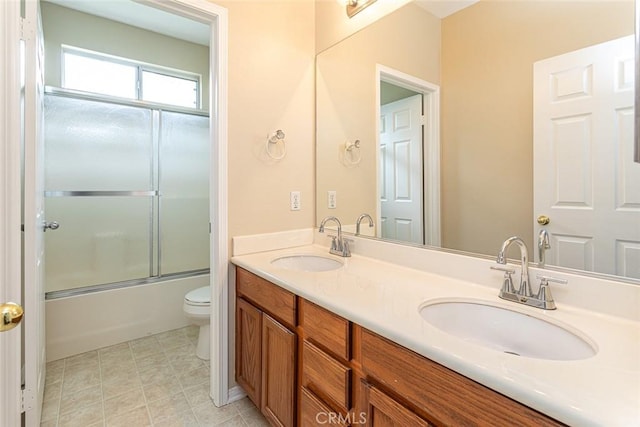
[496,236,532,297]
[492,236,567,310]
[319,216,351,257]
[355,213,374,236]
[537,229,550,267]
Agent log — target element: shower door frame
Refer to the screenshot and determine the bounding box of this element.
[149,0,230,408]
[43,88,211,298]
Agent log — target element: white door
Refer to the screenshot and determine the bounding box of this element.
[23,0,47,424]
[380,94,424,244]
[1,1,27,426]
[534,35,640,278]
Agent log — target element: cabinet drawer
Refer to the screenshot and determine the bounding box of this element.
[362,380,431,427]
[300,387,348,427]
[302,341,351,413]
[300,298,350,361]
[236,267,296,329]
[361,329,564,426]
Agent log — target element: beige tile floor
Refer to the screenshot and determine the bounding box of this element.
[40,326,269,427]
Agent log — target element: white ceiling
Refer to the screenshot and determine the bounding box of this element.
[44,0,210,46]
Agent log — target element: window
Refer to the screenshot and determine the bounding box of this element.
[141,70,198,108]
[62,47,200,109]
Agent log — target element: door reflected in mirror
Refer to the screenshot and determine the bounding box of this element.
[315,0,640,281]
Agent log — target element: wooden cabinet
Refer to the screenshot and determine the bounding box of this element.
[358,328,565,427]
[299,299,353,425]
[235,298,262,406]
[300,387,348,427]
[262,314,296,427]
[235,268,296,427]
[234,267,564,427]
[361,381,431,427]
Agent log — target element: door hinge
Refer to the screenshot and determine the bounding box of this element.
[19,17,35,41]
[21,387,34,413]
[420,115,426,126]
[20,388,36,412]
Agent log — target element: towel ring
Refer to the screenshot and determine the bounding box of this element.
[266,130,286,160]
[344,139,361,165]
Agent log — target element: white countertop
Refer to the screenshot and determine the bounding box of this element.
[231,243,640,427]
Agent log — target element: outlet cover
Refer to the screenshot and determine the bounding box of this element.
[328,190,337,209]
[290,191,301,211]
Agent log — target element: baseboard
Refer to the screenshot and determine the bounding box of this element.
[227,385,247,404]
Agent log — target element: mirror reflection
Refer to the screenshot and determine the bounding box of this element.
[316,0,640,281]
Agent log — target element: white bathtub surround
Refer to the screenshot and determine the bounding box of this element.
[231,229,640,427]
[46,275,209,361]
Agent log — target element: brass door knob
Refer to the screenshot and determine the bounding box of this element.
[537,215,550,225]
[1,302,24,332]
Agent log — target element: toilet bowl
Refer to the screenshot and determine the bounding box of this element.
[183,286,210,360]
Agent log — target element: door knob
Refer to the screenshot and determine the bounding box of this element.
[43,221,60,231]
[537,215,550,225]
[1,302,24,332]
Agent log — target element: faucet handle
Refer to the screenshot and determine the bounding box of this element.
[536,274,568,286]
[341,239,351,257]
[491,265,516,295]
[328,235,339,251]
[535,275,567,310]
[490,265,516,274]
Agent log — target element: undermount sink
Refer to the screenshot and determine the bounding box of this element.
[270,255,343,272]
[419,299,597,361]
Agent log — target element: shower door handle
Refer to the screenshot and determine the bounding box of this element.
[43,221,60,232]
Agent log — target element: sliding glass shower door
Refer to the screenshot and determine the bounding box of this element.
[43,93,209,296]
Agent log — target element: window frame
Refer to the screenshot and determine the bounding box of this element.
[61,45,202,109]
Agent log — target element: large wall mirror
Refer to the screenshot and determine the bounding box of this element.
[316,0,640,282]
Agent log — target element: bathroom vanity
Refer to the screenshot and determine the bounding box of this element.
[235,267,563,426]
[231,230,640,426]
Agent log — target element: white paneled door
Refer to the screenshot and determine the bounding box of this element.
[1,1,46,425]
[1,1,24,426]
[380,94,424,244]
[534,35,640,278]
[23,1,47,424]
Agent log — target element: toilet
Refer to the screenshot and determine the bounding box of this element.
[183,286,211,360]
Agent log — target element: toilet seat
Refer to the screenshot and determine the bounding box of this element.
[184,286,210,306]
[182,285,211,361]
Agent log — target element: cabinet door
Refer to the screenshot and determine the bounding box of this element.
[262,313,296,427]
[236,298,262,407]
[362,381,431,427]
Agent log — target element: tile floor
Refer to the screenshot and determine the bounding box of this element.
[40,326,269,427]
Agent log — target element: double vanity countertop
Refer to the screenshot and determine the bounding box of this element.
[231,243,640,427]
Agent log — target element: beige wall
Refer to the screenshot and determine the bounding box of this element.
[41,2,210,110]
[219,0,316,241]
[215,0,316,391]
[316,2,440,225]
[441,0,634,256]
